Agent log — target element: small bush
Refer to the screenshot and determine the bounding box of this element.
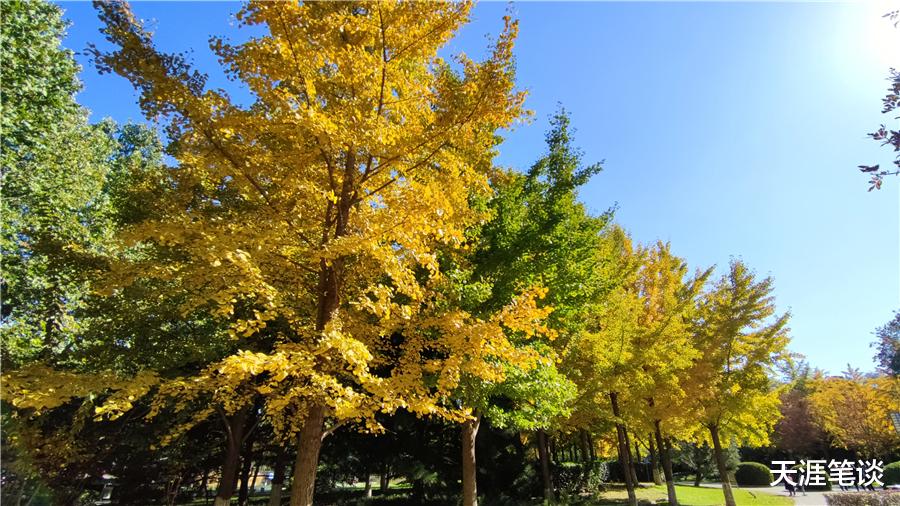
[884,462,900,486]
[794,463,832,491]
[734,462,773,486]
[554,461,609,496]
[824,491,900,506]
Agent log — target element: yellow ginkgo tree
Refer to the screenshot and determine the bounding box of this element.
[630,242,711,506]
[11,1,534,505]
[688,260,790,506]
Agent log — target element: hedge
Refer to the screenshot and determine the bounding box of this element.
[824,491,900,506]
[884,462,900,486]
[735,462,773,486]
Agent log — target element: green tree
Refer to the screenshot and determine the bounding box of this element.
[0,2,194,503]
[450,110,608,505]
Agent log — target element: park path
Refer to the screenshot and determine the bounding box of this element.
[675,481,830,505]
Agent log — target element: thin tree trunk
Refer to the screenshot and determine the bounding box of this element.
[610,393,637,506]
[537,429,555,502]
[461,412,481,506]
[202,472,210,506]
[364,474,372,498]
[587,432,596,461]
[709,424,736,506]
[622,425,639,486]
[633,439,642,482]
[289,405,326,506]
[16,479,28,506]
[648,434,662,485]
[268,448,287,506]
[167,477,182,506]
[250,461,261,494]
[579,430,592,463]
[380,465,390,493]
[239,408,261,506]
[23,486,39,506]
[215,407,250,506]
[238,452,253,506]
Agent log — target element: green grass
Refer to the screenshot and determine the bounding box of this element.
[592,484,793,506]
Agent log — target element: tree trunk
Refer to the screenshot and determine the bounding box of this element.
[238,453,253,506]
[16,479,28,506]
[380,468,390,493]
[250,461,261,494]
[287,242,344,506]
[461,412,481,506]
[537,429,555,502]
[622,425,639,486]
[289,405,326,506]
[648,434,662,485]
[633,439,642,482]
[215,407,250,506]
[610,393,637,506]
[709,424,736,506]
[694,472,703,487]
[23,486,39,506]
[579,430,592,463]
[202,472,210,506]
[268,449,287,506]
[364,474,372,498]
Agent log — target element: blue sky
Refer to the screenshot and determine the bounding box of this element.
[57,1,899,375]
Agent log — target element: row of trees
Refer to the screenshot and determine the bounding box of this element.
[774,363,900,461]
[2,2,896,506]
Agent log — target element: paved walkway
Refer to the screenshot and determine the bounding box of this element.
[675,482,829,505]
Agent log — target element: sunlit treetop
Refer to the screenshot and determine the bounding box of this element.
[24,0,537,436]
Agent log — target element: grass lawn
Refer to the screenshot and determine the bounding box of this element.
[593,484,793,506]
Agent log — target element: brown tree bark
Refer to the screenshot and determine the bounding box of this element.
[238,454,253,506]
[633,439,643,482]
[202,472,210,506]
[364,474,372,498]
[579,430,592,463]
[648,434,662,485]
[709,424,736,506]
[215,407,250,506]
[268,449,288,506]
[461,412,481,506]
[289,404,326,506]
[250,461,261,494]
[622,425,639,486]
[537,429,555,502]
[610,393,637,506]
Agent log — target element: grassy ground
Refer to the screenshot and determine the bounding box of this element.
[592,484,793,506]
[195,483,795,506]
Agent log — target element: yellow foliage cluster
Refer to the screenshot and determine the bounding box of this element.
[4,0,547,444]
[808,374,900,456]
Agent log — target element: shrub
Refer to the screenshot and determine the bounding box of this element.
[794,463,832,491]
[734,462,773,486]
[884,462,900,486]
[824,491,900,506]
[554,461,609,496]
